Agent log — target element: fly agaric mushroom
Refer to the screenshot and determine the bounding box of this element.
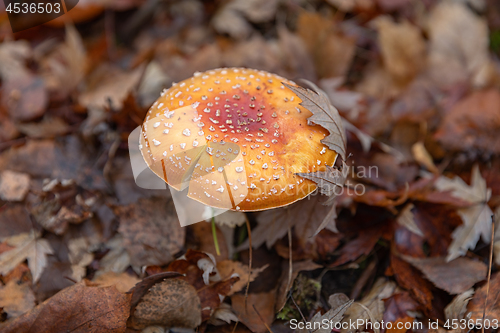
[139,68,339,212]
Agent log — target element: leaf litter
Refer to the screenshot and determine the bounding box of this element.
[1,0,500,332]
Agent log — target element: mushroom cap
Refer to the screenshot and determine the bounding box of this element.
[140,68,337,212]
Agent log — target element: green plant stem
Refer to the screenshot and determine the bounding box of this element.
[211,215,220,256]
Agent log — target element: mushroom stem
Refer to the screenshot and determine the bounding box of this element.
[211,214,221,256]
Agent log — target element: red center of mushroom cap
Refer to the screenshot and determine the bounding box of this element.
[140,68,337,212]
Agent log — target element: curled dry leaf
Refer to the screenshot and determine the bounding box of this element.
[217,260,267,296]
[30,179,96,235]
[165,250,240,321]
[396,203,424,237]
[401,255,487,295]
[1,281,131,333]
[445,289,474,321]
[128,278,202,330]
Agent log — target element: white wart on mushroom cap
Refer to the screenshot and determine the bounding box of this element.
[140,68,337,211]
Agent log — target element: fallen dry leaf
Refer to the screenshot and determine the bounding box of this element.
[298,293,353,333]
[0,40,32,80]
[401,255,486,295]
[331,224,388,267]
[79,64,143,110]
[383,292,419,332]
[116,196,185,268]
[445,289,474,321]
[433,165,493,261]
[1,280,131,333]
[0,204,33,240]
[212,0,279,39]
[16,117,71,139]
[217,260,267,296]
[427,1,493,88]
[468,272,500,321]
[296,164,348,207]
[128,278,202,330]
[245,195,339,250]
[39,25,87,100]
[30,179,96,235]
[297,12,356,79]
[341,278,397,333]
[277,25,317,82]
[165,250,240,321]
[0,170,30,202]
[389,254,433,310]
[232,291,277,333]
[0,231,53,283]
[375,16,426,85]
[412,141,438,174]
[0,280,35,319]
[93,271,140,293]
[435,89,500,156]
[275,259,322,311]
[284,81,346,161]
[97,235,131,275]
[1,74,48,121]
[396,203,424,237]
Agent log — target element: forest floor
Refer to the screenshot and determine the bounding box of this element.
[1,0,500,332]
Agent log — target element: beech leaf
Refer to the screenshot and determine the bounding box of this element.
[283,81,347,161]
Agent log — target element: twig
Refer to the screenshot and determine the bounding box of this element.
[287,209,293,307]
[482,215,495,333]
[290,291,310,333]
[252,304,274,333]
[244,217,252,314]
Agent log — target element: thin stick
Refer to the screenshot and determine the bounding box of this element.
[290,291,308,330]
[252,304,274,333]
[231,321,239,333]
[287,209,293,305]
[244,217,252,314]
[482,216,495,333]
[211,215,221,256]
